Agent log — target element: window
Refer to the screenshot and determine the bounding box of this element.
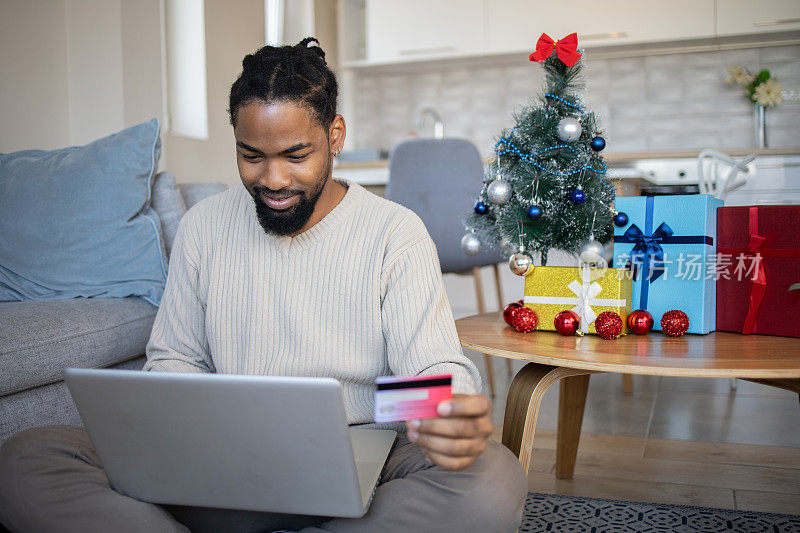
[165,0,208,140]
[265,0,284,46]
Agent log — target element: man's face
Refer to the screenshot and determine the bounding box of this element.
[234,101,334,236]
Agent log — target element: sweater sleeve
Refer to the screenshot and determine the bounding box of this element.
[380,213,482,395]
[143,211,215,373]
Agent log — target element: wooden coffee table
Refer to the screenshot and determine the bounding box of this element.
[455,312,800,477]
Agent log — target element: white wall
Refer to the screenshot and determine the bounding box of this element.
[120,0,165,138]
[1,0,343,185]
[162,0,264,185]
[0,0,71,151]
[0,0,165,155]
[65,0,125,145]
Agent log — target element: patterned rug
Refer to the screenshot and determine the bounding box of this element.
[520,493,800,532]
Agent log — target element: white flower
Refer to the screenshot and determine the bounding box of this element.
[726,65,754,86]
[754,78,784,107]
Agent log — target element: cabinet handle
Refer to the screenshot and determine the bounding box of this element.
[580,32,628,40]
[754,18,800,27]
[398,46,456,56]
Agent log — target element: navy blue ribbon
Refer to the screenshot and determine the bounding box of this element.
[613,196,713,309]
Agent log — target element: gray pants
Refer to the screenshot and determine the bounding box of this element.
[0,426,527,532]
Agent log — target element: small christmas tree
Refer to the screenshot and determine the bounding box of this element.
[462,33,625,273]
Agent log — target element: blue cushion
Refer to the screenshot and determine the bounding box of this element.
[0,119,167,305]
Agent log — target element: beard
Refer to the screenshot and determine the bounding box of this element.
[251,159,331,236]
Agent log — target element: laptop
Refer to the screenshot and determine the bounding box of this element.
[64,368,397,518]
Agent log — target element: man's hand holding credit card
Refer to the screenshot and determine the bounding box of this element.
[374,374,452,423]
[374,374,494,471]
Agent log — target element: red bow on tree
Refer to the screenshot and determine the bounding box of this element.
[529,33,582,67]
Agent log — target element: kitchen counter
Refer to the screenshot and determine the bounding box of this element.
[602,146,800,163]
[334,147,800,198]
[335,146,800,172]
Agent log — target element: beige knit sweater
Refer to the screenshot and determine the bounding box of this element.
[144,179,481,425]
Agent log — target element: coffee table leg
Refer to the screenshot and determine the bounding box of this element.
[501,362,594,475]
[556,374,591,479]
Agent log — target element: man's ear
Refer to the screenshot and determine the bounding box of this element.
[329,114,346,154]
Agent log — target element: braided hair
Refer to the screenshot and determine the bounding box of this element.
[228,37,338,130]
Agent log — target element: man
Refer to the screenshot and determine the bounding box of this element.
[0,38,527,532]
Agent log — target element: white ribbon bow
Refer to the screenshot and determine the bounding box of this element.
[524,267,627,333]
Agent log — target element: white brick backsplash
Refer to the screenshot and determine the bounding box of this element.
[351,45,800,154]
[767,108,800,128]
[646,67,682,86]
[648,132,687,151]
[762,60,800,81]
[611,118,647,137]
[645,119,685,136]
[718,128,754,148]
[608,57,645,74]
[684,116,724,134]
[610,101,649,119]
[440,83,471,99]
[759,45,800,62]
[766,126,800,147]
[683,51,724,68]
[692,68,726,85]
[615,135,648,152]
[721,49,760,66]
[608,86,647,103]
[472,95,505,114]
[472,81,508,98]
[646,83,684,102]
[609,70,646,90]
[684,82,724,100]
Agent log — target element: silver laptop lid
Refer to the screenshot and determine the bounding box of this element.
[65,368,390,517]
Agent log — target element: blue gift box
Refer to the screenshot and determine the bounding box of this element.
[613,195,723,334]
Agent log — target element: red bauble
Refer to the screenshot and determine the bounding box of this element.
[503,302,523,325]
[595,311,624,340]
[511,307,538,332]
[554,310,581,336]
[627,309,654,335]
[661,309,690,337]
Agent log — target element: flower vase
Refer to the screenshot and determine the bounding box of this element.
[754,103,767,148]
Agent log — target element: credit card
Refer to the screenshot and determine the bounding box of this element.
[374,374,452,423]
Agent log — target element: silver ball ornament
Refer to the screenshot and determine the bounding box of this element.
[578,238,606,267]
[487,179,513,205]
[460,233,482,256]
[557,117,582,142]
[509,251,535,276]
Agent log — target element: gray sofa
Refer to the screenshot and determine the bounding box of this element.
[0,175,228,444]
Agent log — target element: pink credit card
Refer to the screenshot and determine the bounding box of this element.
[374,374,452,423]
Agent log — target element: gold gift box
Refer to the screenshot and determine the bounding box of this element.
[523,266,633,335]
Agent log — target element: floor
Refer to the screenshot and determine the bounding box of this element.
[443,266,800,516]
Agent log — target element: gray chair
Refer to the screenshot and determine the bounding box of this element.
[387,138,511,397]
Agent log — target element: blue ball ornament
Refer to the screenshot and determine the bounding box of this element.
[613,211,629,227]
[526,205,543,220]
[474,201,488,215]
[590,136,606,151]
[570,189,587,205]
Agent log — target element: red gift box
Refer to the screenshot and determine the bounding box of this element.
[716,205,800,337]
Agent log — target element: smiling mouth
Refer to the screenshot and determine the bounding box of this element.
[259,191,301,210]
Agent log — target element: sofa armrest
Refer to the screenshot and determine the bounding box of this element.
[179,182,229,209]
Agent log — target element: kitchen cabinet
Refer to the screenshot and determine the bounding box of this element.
[341,0,800,67]
[484,0,715,53]
[365,0,483,63]
[717,0,800,37]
